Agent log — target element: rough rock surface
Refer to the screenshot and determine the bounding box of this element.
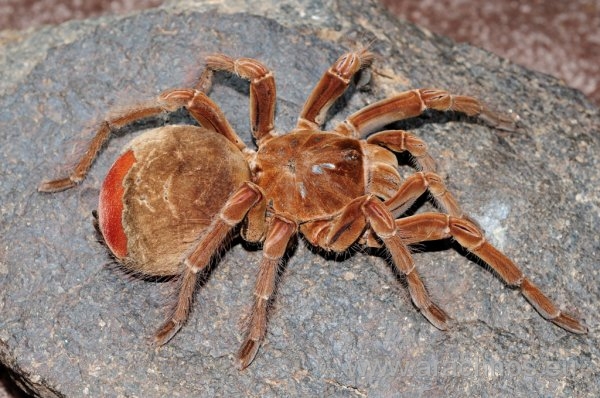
[1,0,598,396]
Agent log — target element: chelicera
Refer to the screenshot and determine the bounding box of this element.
[39,49,587,369]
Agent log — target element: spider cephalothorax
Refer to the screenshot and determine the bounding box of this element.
[40,49,587,369]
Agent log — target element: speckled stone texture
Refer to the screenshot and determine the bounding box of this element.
[0,0,598,396]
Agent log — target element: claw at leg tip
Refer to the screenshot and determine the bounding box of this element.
[422,304,451,331]
[153,321,181,347]
[552,313,588,335]
[237,339,260,370]
[38,178,76,193]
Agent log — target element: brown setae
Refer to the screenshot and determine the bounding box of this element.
[39,49,587,369]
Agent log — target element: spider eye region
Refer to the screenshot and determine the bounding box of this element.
[286,159,296,173]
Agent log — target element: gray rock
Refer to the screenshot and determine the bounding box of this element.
[1,0,598,396]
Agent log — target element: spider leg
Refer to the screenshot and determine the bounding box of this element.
[154,182,264,346]
[334,88,516,138]
[157,89,246,150]
[238,215,296,370]
[38,88,246,192]
[393,213,588,334]
[363,198,450,330]
[202,54,276,143]
[38,101,176,192]
[383,171,464,218]
[367,129,436,172]
[297,49,374,130]
[301,196,449,330]
[301,196,368,251]
[363,165,474,248]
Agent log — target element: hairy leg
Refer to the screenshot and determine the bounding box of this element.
[334,88,516,137]
[203,54,277,143]
[154,182,264,345]
[297,49,374,130]
[394,213,587,334]
[238,215,296,369]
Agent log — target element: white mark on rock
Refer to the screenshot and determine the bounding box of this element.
[474,200,510,249]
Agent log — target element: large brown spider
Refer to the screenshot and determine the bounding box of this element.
[39,49,587,369]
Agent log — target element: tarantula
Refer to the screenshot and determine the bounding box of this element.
[39,49,587,369]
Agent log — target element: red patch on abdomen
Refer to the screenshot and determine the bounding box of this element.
[98,149,136,259]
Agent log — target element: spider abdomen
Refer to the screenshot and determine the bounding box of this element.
[98,125,250,276]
